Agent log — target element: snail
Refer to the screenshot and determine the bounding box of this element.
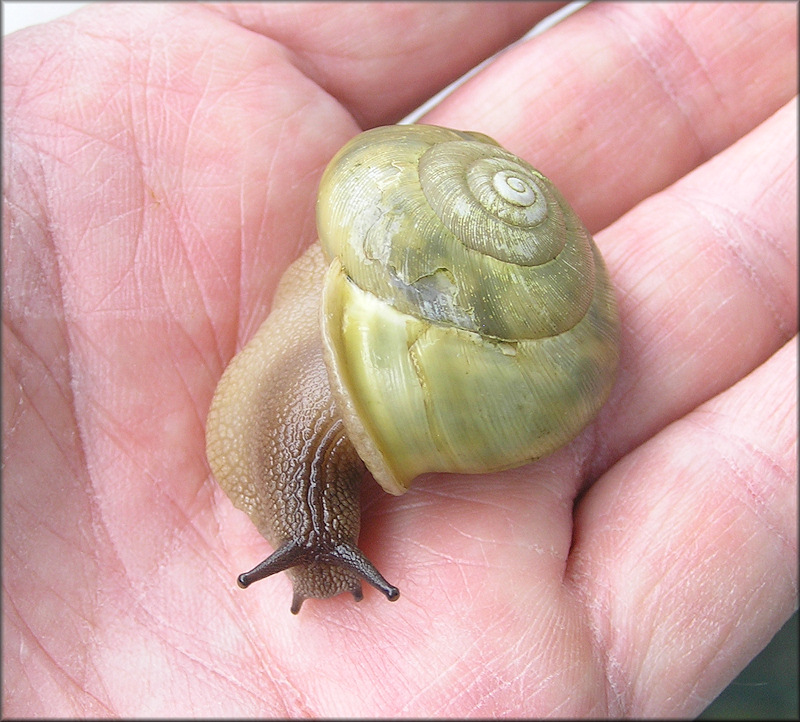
[205,124,620,614]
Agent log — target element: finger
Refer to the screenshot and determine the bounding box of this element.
[427,2,797,232]
[594,98,797,468]
[204,1,557,128]
[567,336,797,717]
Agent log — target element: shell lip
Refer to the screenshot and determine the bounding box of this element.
[320,259,412,496]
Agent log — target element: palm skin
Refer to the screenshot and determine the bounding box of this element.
[3,2,796,717]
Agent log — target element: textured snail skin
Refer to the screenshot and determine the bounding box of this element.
[205,124,619,613]
[205,246,399,613]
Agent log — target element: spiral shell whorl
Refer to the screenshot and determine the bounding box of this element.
[418,141,563,266]
[317,125,595,340]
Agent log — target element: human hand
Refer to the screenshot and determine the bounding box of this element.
[3,2,796,716]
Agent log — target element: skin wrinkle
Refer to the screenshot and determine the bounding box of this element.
[342,637,421,715]
[604,5,709,163]
[659,7,735,143]
[58,579,104,700]
[687,412,796,556]
[3,184,47,264]
[82,645,115,716]
[644,571,741,712]
[4,341,75,468]
[157,471,215,559]
[563,498,637,717]
[687,196,793,338]
[4,154,118,722]
[581,402,619,484]
[507,620,574,714]
[636,509,707,617]
[55,158,143,320]
[593,597,631,715]
[133,608,270,713]
[164,322,216,412]
[181,48,227,156]
[396,645,465,714]
[76,400,195,590]
[204,3,547,128]
[328,627,404,716]
[561,416,608,496]
[413,594,563,714]
[97,400,201,532]
[140,37,256,358]
[628,437,790,713]
[6,580,111,714]
[11,497,97,605]
[2,361,27,441]
[411,483,533,511]
[211,6,511,127]
[234,118,286,345]
[710,576,767,665]
[328,622,417,713]
[7,609,67,713]
[158,213,215,328]
[451,664,510,716]
[646,504,734,612]
[18,152,60,275]
[194,515,248,591]
[115,531,305,717]
[146,633,256,715]
[685,580,767,710]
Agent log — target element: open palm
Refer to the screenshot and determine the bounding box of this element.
[3,3,796,717]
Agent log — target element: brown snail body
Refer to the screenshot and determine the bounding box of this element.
[205,125,619,613]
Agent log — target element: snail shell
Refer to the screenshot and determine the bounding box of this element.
[205,124,619,612]
[318,125,619,494]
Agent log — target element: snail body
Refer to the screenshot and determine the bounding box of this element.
[205,124,619,613]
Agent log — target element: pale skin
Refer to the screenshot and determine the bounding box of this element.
[2,1,796,717]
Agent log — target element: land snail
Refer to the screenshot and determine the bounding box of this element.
[205,124,620,614]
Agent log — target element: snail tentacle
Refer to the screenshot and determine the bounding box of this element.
[237,540,305,589]
[321,544,400,602]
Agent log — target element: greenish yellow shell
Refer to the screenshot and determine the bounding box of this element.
[317,125,620,495]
